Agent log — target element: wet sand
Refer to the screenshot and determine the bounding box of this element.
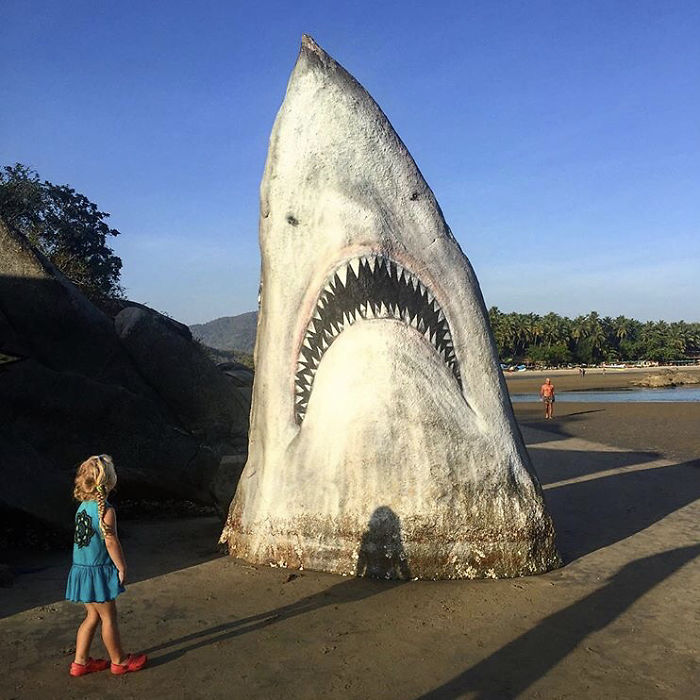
[514,402,700,464]
[509,365,700,462]
[2,391,699,698]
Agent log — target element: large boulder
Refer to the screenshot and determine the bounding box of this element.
[0,218,249,527]
[115,307,250,442]
[0,307,25,358]
[0,431,74,529]
[0,219,145,393]
[0,359,219,505]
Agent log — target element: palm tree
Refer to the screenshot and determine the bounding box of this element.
[667,322,688,356]
[570,315,587,344]
[527,313,544,348]
[586,312,606,361]
[541,312,564,347]
[612,315,632,343]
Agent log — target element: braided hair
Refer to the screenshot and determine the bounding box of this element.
[73,454,117,538]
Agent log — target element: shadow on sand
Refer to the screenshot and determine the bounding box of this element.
[539,453,699,562]
[1,517,225,618]
[533,445,662,483]
[516,408,609,446]
[418,544,700,699]
[145,506,409,668]
[416,421,700,698]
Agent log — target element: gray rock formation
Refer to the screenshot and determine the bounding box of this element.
[115,307,250,442]
[0,218,250,528]
[221,36,560,579]
[0,221,145,391]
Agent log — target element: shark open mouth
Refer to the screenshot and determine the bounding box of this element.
[295,254,461,423]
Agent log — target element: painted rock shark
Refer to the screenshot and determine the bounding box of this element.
[220,36,560,579]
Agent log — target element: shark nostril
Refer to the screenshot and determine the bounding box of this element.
[286,214,299,226]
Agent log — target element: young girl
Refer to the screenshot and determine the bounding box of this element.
[65,454,147,676]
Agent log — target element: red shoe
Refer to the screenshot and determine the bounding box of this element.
[110,652,148,675]
[69,657,109,676]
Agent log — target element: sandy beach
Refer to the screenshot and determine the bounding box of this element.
[505,364,700,395]
[2,368,699,699]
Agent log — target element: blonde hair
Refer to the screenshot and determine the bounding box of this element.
[73,454,117,537]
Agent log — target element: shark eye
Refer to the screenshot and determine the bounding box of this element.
[295,255,460,424]
[286,214,299,226]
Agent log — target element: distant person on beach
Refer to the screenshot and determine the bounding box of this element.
[65,455,147,677]
[540,378,555,419]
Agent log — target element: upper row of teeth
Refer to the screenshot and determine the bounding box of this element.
[324,255,435,300]
[303,302,453,356]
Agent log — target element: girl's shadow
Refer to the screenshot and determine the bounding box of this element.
[145,506,410,668]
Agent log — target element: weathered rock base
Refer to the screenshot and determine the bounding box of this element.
[223,514,560,580]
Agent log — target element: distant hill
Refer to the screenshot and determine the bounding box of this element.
[190,311,258,354]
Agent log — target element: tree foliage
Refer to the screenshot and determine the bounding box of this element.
[0,163,123,299]
[488,307,700,366]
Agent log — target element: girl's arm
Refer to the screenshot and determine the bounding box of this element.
[103,506,127,584]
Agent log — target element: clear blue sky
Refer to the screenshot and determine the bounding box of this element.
[2,1,699,324]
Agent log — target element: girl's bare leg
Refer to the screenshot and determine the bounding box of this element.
[74,604,100,664]
[93,600,126,664]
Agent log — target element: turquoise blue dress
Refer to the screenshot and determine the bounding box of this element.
[65,500,125,603]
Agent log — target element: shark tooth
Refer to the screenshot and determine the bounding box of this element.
[336,266,348,287]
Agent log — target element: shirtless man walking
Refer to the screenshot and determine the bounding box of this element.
[540,377,555,419]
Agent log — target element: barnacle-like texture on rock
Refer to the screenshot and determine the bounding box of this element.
[221,36,560,579]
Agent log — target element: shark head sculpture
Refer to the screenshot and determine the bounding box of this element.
[221,36,560,579]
